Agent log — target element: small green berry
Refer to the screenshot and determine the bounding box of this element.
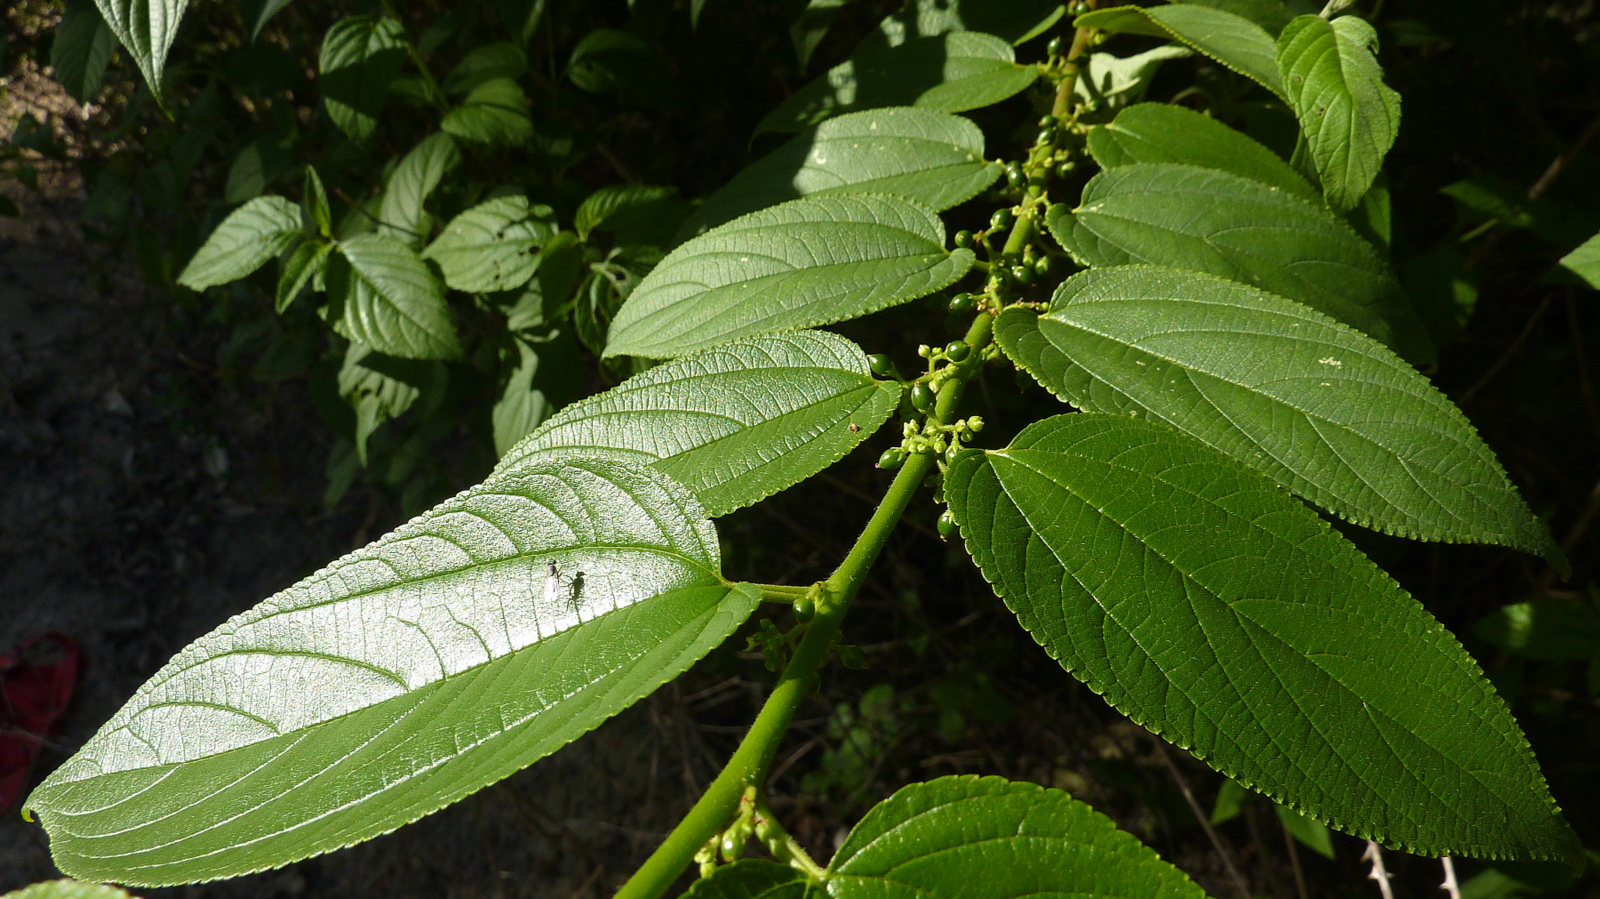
[878,447,906,470]
[1005,163,1026,188]
[937,510,959,540]
[1011,264,1035,286]
[1036,129,1055,148]
[954,229,974,249]
[948,292,975,314]
[944,341,970,362]
[868,353,895,378]
[1047,36,1064,57]
[837,644,867,669]
[1039,114,1058,129]
[721,831,745,862]
[793,595,815,621]
[911,382,936,413]
[1056,161,1075,181]
[990,208,1014,231]
[1033,255,1054,277]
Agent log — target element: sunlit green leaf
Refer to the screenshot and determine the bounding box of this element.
[1277,15,1400,210]
[1278,804,1337,859]
[1559,232,1600,289]
[500,331,898,516]
[1048,163,1434,363]
[91,0,188,103]
[51,0,117,103]
[423,196,557,293]
[828,776,1206,899]
[756,33,1039,135]
[442,77,534,148]
[379,133,461,246]
[1073,46,1192,114]
[607,194,971,359]
[680,107,1000,240]
[177,196,302,291]
[1087,102,1316,201]
[945,413,1582,864]
[28,456,760,886]
[1176,0,1293,36]
[996,266,1559,562]
[326,232,460,360]
[319,16,408,143]
[1076,4,1284,98]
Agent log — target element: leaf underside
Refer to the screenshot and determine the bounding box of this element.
[995,265,1560,563]
[605,194,973,360]
[944,414,1581,864]
[93,0,191,102]
[499,331,899,517]
[29,455,760,886]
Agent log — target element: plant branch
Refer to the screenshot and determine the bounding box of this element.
[1364,841,1396,899]
[612,314,996,899]
[1150,740,1252,899]
[1441,856,1462,899]
[1050,1,1099,120]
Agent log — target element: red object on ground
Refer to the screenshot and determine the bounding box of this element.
[0,633,80,813]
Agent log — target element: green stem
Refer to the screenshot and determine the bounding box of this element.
[754,584,811,603]
[613,315,996,899]
[1051,1,1100,120]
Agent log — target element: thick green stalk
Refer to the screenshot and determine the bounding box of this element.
[612,313,995,899]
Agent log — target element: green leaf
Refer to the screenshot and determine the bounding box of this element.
[239,0,293,40]
[443,41,526,95]
[1278,804,1336,859]
[1073,46,1192,114]
[177,196,302,291]
[827,776,1206,899]
[2,880,136,899]
[441,77,534,148]
[326,232,460,360]
[224,136,294,205]
[1559,232,1600,289]
[995,266,1560,562]
[51,0,117,103]
[944,413,1582,864]
[302,165,332,237]
[576,184,679,240]
[606,194,973,359]
[1076,4,1284,99]
[1047,163,1434,363]
[91,0,189,103]
[1176,0,1293,36]
[318,16,408,144]
[379,133,461,246]
[790,0,854,73]
[492,328,581,458]
[504,231,585,331]
[276,240,329,313]
[862,0,1067,52]
[682,861,814,899]
[27,455,760,886]
[1277,15,1401,211]
[498,331,899,517]
[678,107,1001,241]
[756,33,1039,135]
[1474,600,1600,663]
[423,196,557,293]
[1211,777,1252,824]
[337,344,442,464]
[1087,102,1317,201]
[566,28,681,109]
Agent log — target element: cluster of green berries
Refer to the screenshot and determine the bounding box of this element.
[878,416,985,470]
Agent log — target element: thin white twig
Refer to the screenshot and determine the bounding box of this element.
[1364,841,1396,899]
[1441,857,1462,899]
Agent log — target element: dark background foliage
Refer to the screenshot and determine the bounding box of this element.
[2,0,1598,897]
